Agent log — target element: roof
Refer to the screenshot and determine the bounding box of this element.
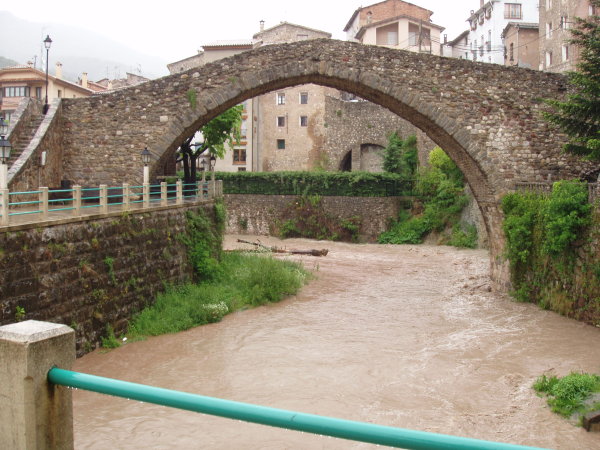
[501,22,539,38]
[343,0,434,32]
[354,15,445,40]
[202,40,253,49]
[446,30,469,47]
[253,21,331,39]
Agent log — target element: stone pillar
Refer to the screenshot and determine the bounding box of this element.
[0,320,75,450]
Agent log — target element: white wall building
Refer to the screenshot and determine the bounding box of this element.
[465,0,539,64]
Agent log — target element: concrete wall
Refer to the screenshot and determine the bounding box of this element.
[0,203,216,355]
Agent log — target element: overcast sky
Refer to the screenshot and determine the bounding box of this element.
[6,1,479,62]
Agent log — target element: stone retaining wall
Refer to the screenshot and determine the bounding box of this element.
[0,203,215,355]
[224,194,405,241]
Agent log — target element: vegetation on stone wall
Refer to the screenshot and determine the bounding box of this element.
[378,147,475,248]
[501,180,599,323]
[212,171,413,197]
[275,194,361,242]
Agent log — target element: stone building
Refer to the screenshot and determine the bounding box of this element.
[344,0,445,55]
[465,0,538,65]
[501,22,540,68]
[538,0,595,72]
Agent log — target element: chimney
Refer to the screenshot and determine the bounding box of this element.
[480,0,484,7]
[444,34,448,44]
[81,72,88,89]
[259,20,265,31]
[27,61,33,68]
[55,62,62,79]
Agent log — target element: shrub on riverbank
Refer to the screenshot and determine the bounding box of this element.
[126,252,309,337]
[533,372,600,421]
[378,147,474,247]
[501,180,599,324]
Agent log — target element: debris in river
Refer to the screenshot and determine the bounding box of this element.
[236,239,329,257]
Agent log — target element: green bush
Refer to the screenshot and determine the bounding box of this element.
[448,224,478,249]
[534,372,600,418]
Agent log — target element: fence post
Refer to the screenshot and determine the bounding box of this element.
[73,185,81,216]
[0,188,8,225]
[99,184,108,214]
[0,320,75,449]
[176,180,183,205]
[143,182,150,208]
[197,181,202,200]
[40,187,49,220]
[122,183,130,211]
[161,182,167,206]
[217,180,223,197]
[209,180,216,199]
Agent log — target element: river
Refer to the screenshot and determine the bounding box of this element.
[72,236,600,449]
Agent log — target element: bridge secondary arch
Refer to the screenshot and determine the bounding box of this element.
[60,39,597,286]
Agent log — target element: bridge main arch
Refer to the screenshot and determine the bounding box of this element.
[60,39,597,288]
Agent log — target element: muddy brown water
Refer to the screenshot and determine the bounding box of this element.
[73,236,600,449]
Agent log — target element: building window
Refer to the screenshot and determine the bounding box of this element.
[277,92,285,105]
[3,86,30,97]
[299,92,308,104]
[233,147,246,164]
[35,87,42,99]
[590,5,598,16]
[386,31,399,45]
[560,16,569,29]
[237,167,246,172]
[57,90,62,98]
[300,116,308,127]
[277,139,285,150]
[240,123,247,138]
[546,0,552,9]
[546,50,553,67]
[547,22,553,38]
[562,44,569,61]
[297,34,309,40]
[277,116,285,127]
[504,3,522,19]
[509,43,514,62]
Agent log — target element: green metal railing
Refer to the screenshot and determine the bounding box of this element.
[48,368,549,450]
[0,180,222,226]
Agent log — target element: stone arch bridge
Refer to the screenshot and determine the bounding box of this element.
[8,39,598,286]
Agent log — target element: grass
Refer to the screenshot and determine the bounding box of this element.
[127,251,310,338]
[533,372,600,420]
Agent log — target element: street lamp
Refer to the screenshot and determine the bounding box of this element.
[43,35,52,114]
[210,154,216,172]
[141,147,151,185]
[0,117,12,189]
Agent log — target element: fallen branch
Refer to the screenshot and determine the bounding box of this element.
[236,239,328,257]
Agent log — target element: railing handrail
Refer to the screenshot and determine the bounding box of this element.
[48,367,548,450]
[0,180,221,227]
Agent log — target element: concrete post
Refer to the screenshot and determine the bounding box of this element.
[161,182,167,206]
[0,188,8,225]
[99,184,108,214]
[176,180,183,205]
[0,320,75,449]
[39,187,49,220]
[143,183,150,208]
[122,183,130,211]
[72,185,81,216]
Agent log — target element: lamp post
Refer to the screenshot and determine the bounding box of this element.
[140,147,151,184]
[43,35,52,114]
[210,154,216,173]
[0,117,11,189]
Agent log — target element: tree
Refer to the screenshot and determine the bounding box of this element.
[382,132,418,178]
[543,1,600,160]
[178,105,243,183]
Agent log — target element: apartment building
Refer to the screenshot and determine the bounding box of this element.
[539,0,595,72]
[465,0,538,64]
[344,0,445,55]
[0,62,99,121]
[501,22,540,68]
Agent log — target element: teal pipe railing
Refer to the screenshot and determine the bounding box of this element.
[48,368,548,450]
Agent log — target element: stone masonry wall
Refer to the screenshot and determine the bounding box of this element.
[0,203,214,355]
[8,99,64,192]
[224,194,404,241]
[323,96,436,170]
[5,98,42,149]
